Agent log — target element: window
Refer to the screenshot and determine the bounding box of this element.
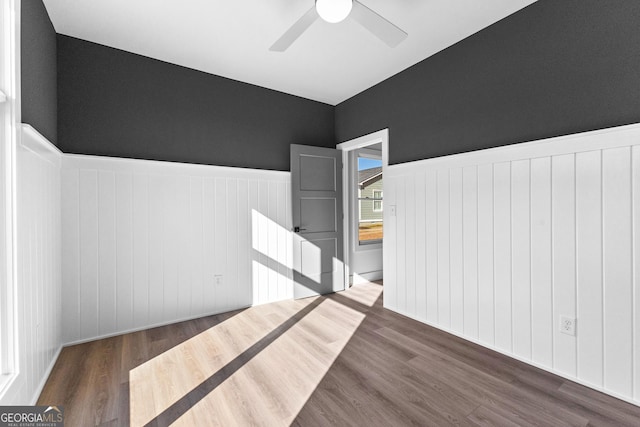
[0,0,17,394]
[373,190,383,212]
[357,155,383,245]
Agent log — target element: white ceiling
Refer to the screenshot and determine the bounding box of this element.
[43,0,536,105]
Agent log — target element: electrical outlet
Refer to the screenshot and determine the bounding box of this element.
[389,205,397,216]
[560,316,577,336]
[214,275,223,286]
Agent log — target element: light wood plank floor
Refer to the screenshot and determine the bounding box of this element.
[39,282,640,426]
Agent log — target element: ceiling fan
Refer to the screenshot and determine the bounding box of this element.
[270,0,408,52]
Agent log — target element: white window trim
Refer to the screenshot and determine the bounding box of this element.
[357,186,362,221]
[0,0,19,397]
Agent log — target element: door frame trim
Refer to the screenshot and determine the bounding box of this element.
[336,129,389,288]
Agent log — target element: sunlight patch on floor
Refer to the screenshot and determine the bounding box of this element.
[341,281,383,307]
[129,283,382,426]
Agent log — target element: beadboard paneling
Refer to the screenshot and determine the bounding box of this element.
[552,154,577,377]
[61,155,292,344]
[529,156,553,367]
[424,170,438,323]
[462,166,478,339]
[493,161,512,353]
[384,123,640,406]
[602,147,633,396]
[477,163,495,345]
[0,126,62,404]
[511,159,531,360]
[576,150,603,386]
[633,146,640,402]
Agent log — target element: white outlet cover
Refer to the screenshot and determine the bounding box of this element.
[560,316,577,336]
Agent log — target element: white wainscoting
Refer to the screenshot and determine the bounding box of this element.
[0,125,63,404]
[61,154,292,344]
[384,123,640,405]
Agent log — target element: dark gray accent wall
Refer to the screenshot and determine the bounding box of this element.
[57,35,335,171]
[335,0,640,165]
[21,0,57,145]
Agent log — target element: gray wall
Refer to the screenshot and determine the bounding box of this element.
[335,0,640,165]
[57,35,335,171]
[25,0,640,169]
[21,0,57,145]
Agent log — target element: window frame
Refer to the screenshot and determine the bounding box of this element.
[0,0,18,396]
[372,190,383,212]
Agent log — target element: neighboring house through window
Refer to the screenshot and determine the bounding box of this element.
[357,156,383,244]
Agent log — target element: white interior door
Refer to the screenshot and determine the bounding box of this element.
[291,144,344,299]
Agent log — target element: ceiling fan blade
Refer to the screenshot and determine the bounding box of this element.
[351,1,408,48]
[270,6,319,52]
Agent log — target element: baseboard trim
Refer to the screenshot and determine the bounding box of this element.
[31,345,63,405]
[386,304,640,408]
[62,306,252,347]
[352,271,383,284]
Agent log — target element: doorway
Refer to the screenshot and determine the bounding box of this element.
[337,129,389,286]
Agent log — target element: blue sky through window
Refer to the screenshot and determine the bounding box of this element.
[358,157,382,171]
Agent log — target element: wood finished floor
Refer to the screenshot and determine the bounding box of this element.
[39,282,640,426]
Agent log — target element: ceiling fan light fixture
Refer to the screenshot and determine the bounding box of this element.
[316,0,353,24]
